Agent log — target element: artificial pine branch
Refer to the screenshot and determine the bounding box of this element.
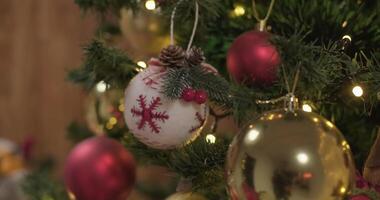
[67,40,137,89]
[22,161,69,200]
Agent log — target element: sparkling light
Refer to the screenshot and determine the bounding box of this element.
[302,104,312,112]
[137,61,147,68]
[342,35,352,42]
[296,152,309,165]
[326,121,335,128]
[233,5,245,17]
[341,20,348,28]
[109,117,117,125]
[340,187,347,194]
[145,0,156,10]
[206,134,216,144]
[352,85,363,97]
[96,81,107,93]
[342,141,351,150]
[246,129,260,142]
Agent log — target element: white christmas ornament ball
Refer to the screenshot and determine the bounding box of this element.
[124,59,209,149]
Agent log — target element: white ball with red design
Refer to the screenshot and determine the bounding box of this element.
[124,59,209,149]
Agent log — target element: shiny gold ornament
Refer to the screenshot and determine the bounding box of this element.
[119,7,171,60]
[85,88,124,135]
[166,192,208,200]
[226,109,355,200]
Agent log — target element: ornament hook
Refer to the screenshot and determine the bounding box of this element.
[251,0,276,31]
[170,0,200,52]
[284,93,299,112]
[256,67,301,112]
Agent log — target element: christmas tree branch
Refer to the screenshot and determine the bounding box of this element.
[122,132,230,199]
[22,160,69,200]
[67,40,137,90]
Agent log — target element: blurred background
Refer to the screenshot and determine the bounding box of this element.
[0,0,96,170]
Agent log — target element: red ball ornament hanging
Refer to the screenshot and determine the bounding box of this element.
[64,136,136,200]
[227,30,281,86]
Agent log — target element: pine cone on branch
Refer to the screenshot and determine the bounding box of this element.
[186,47,205,67]
[159,45,185,68]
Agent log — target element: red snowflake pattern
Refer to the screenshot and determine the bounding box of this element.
[189,107,207,133]
[131,95,169,134]
[142,68,166,90]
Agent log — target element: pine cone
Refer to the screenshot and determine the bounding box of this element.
[186,47,205,67]
[159,45,185,68]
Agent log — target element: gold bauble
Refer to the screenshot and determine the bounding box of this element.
[226,110,355,200]
[85,88,124,135]
[166,192,208,200]
[120,7,170,60]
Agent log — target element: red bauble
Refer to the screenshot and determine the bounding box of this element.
[194,90,208,104]
[64,136,136,200]
[181,88,196,102]
[227,30,281,85]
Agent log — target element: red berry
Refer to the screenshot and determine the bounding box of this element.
[195,90,208,104]
[181,88,196,102]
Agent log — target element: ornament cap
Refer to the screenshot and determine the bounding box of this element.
[284,93,299,112]
[256,20,267,32]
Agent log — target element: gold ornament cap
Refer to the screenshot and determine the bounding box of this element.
[256,20,267,32]
[284,93,299,112]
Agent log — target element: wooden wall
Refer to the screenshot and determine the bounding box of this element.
[0,0,96,170]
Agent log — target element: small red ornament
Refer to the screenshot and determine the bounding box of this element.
[181,88,196,102]
[194,90,208,104]
[227,30,281,86]
[64,136,136,200]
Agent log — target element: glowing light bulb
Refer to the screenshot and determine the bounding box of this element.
[233,5,245,17]
[340,187,347,194]
[302,104,312,112]
[109,117,117,125]
[245,129,260,142]
[342,35,352,42]
[137,61,147,68]
[206,134,216,144]
[352,85,363,97]
[341,20,348,28]
[296,152,309,164]
[145,0,156,10]
[96,81,107,93]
